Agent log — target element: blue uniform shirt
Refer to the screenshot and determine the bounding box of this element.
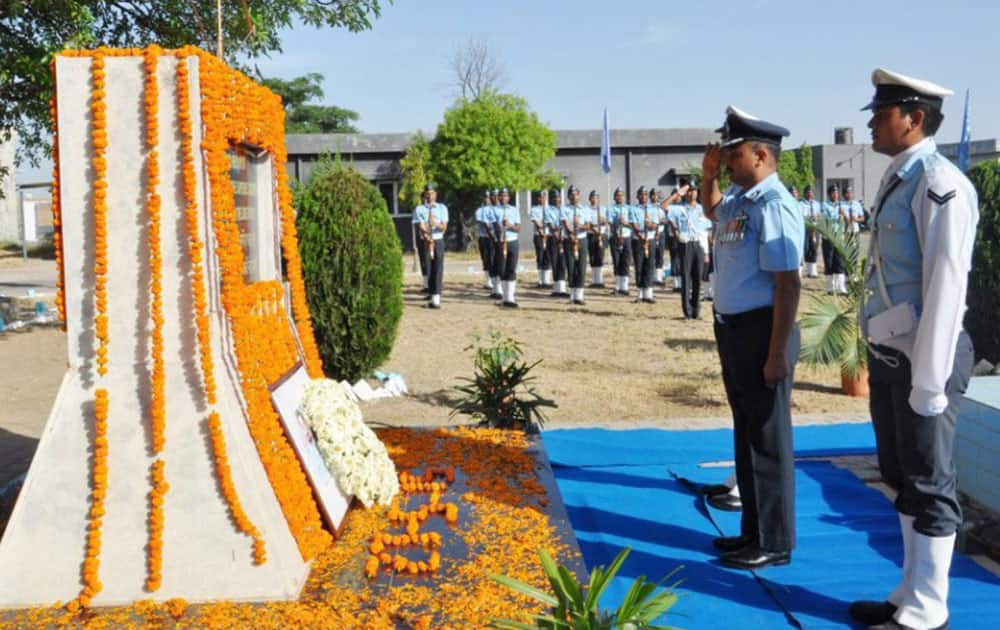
[560,204,592,237]
[800,199,821,222]
[821,200,847,232]
[713,173,804,315]
[412,202,449,239]
[475,204,492,237]
[529,205,547,235]
[609,203,633,238]
[629,204,660,238]
[668,203,710,241]
[497,204,521,241]
[544,204,562,235]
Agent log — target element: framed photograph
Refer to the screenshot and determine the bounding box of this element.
[269,363,351,534]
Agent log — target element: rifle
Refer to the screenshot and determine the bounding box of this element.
[426,206,435,261]
[501,209,509,258]
[572,207,580,257]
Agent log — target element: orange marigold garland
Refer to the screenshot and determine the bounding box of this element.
[76,387,109,609]
[143,46,166,454]
[207,412,266,564]
[175,55,216,405]
[144,459,169,591]
[48,61,67,328]
[91,52,110,377]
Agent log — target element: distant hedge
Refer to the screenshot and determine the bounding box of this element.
[295,160,403,381]
[967,161,1000,363]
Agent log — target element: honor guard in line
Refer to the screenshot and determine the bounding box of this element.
[822,184,849,294]
[588,190,608,288]
[476,190,495,290]
[663,189,683,292]
[702,106,804,570]
[629,186,659,303]
[487,188,503,299]
[493,187,521,308]
[415,188,431,294]
[561,185,592,305]
[608,187,633,295]
[530,191,552,288]
[848,68,978,630]
[666,182,712,319]
[801,185,821,277]
[546,190,569,297]
[844,185,866,233]
[649,188,666,286]
[413,183,448,309]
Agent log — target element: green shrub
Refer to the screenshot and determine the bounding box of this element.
[295,159,404,381]
[967,161,1000,363]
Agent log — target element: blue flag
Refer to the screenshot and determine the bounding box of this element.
[600,108,612,174]
[957,89,971,173]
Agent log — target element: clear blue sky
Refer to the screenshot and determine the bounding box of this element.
[16,0,998,183]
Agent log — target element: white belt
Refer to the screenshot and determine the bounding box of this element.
[432,233,444,240]
[505,233,518,242]
[677,235,689,244]
[575,232,589,239]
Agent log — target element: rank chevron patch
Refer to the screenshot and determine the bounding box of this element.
[927,188,957,204]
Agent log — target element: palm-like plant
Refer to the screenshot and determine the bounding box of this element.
[798,218,868,380]
[490,547,683,630]
[450,331,557,433]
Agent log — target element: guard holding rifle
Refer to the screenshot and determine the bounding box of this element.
[588,190,608,288]
[495,187,521,308]
[801,185,821,277]
[530,190,551,288]
[413,183,449,309]
[609,187,632,295]
[561,185,592,305]
[546,189,569,297]
[701,106,803,570]
[476,190,494,291]
[629,186,658,304]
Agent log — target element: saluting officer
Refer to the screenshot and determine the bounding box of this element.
[413,183,449,309]
[546,189,569,297]
[476,190,495,290]
[629,186,658,304]
[701,106,803,570]
[848,68,978,630]
[530,190,552,288]
[588,190,608,288]
[801,185,821,277]
[495,187,521,308]
[666,183,711,319]
[561,185,592,305]
[822,184,848,294]
[608,187,633,295]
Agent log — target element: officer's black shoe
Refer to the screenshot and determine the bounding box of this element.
[848,601,897,626]
[643,298,656,304]
[589,283,603,289]
[501,301,519,309]
[868,619,949,630]
[719,547,791,569]
[421,287,431,294]
[424,303,440,310]
[491,293,503,300]
[572,299,586,306]
[707,493,742,512]
[423,294,432,301]
[701,483,732,497]
[712,535,753,553]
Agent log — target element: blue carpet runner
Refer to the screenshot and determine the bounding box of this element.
[544,424,1000,629]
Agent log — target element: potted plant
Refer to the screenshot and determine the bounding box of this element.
[798,218,869,397]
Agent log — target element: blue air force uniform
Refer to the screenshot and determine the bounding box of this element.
[800,190,821,274]
[412,185,449,308]
[607,192,633,295]
[475,193,495,289]
[668,201,712,319]
[588,193,608,287]
[561,187,592,304]
[820,188,847,289]
[493,195,521,307]
[629,195,660,302]
[709,107,803,566]
[529,195,551,286]
[545,193,568,296]
[848,69,978,630]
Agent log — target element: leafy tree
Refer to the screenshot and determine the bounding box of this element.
[0,0,388,170]
[295,158,403,381]
[777,143,815,192]
[397,131,432,211]
[967,161,1000,363]
[430,92,556,242]
[260,73,360,133]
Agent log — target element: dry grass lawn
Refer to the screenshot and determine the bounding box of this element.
[363,261,870,429]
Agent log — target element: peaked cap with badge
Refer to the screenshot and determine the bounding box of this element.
[861,67,953,111]
[716,106,790,148]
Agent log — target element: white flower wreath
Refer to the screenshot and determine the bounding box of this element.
[299,379,399,508]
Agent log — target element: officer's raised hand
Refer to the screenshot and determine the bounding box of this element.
[702,143,722,179]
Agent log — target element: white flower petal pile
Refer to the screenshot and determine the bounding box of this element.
[299,378,400,508]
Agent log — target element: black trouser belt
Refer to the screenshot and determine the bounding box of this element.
[713,306,773,327]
